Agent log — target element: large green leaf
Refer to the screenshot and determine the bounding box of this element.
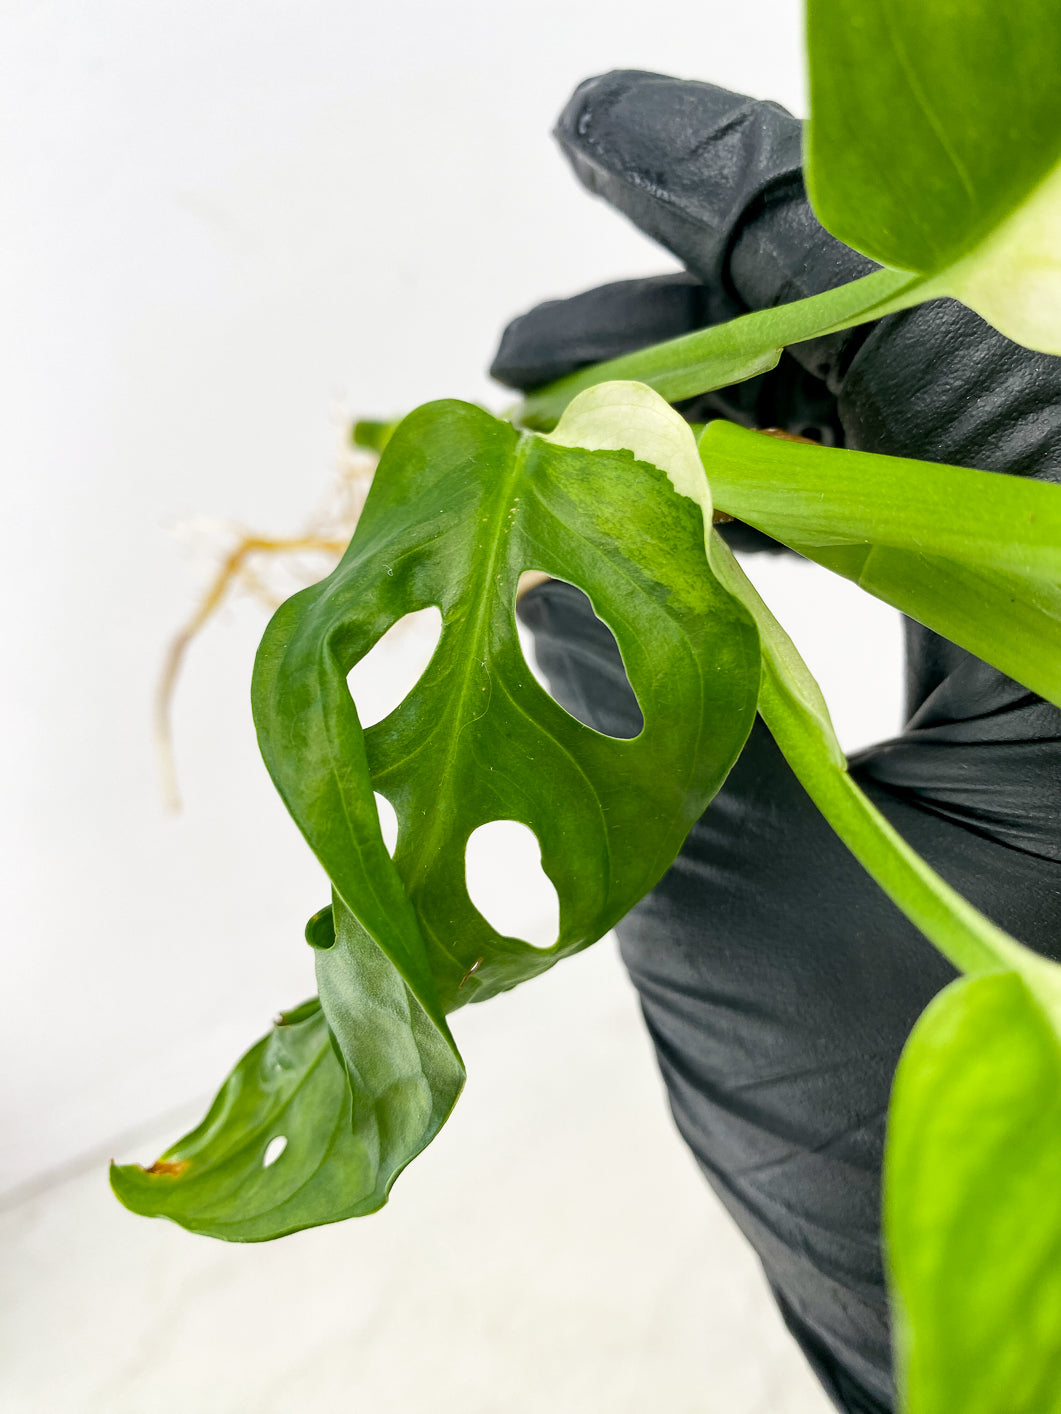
[117,393,760,1242]
[806,0,1061,353]
[700,420,1061,707]
[253,396,760,1015]
[114,393,761,1243]
[110,993,459,1241]
[886,965,1061,1413]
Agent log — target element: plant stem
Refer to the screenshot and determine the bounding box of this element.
[709,535,1030,980]
[515,268,926,431]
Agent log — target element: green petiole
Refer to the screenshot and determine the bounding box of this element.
[709,535,1032,982]
[515,267,927,431]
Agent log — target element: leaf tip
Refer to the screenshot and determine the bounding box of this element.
[109,1155,188,1221]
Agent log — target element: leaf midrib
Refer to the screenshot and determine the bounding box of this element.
[398,433,533,894]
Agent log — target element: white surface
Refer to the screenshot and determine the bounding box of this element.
[0,1,896,1407]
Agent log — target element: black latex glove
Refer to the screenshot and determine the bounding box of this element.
[492,73,1061,1414]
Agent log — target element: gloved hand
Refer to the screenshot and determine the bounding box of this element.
[491,73,1061,1414]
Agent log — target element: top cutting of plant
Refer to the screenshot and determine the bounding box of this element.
[112,4,1061,1411]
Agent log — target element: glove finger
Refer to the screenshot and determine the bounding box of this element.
[556,75,1061,466]
[490,272,718,390]
[555,71,873,320]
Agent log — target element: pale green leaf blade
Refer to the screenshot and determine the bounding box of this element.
[886,969,1061,1413]
[816,547,1061,710]
[315,895,464,1185]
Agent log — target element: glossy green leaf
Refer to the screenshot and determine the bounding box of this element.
[253,395,760,1015]
[111,924,464,1242]
[110,996,395,1239]
[115,391,761,1242]
[886,965,1061,1413]
[700,420,1061,707]
[807,0,1061,353]
[314,894,464,1187]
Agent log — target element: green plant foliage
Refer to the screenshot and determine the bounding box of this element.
[700,420,1061,708]
[111,911,466,1242]
[806,0,1061,353]
[886,966,1061,1413]
[540,386,1029,979]
[116,394,761,1240]
[351,418,397,453]
[119,1,1061,1396]
[109,997,440,1242]
[253,397,759,1015]
[516,268,921,430]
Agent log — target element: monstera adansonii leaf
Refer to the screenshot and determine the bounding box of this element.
[112,389,760,1240]
[807,0,1061,355]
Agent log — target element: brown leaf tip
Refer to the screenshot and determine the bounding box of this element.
[143,1158,189,1178]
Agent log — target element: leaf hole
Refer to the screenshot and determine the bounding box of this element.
[374,792,399,854]
[347,606,443,728]
[465,820,560,949]
[518,578,643,740]
[262,1135,287,1168]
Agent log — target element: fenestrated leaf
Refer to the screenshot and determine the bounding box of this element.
[110,945,464,1242]
[253,395,761,1015]
[806,0,1061,353]
[885,964,1061,1413]
[699,420,1061,707]
[114,389,759,1243]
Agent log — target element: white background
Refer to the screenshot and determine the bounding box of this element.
[1,2,900,1409]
